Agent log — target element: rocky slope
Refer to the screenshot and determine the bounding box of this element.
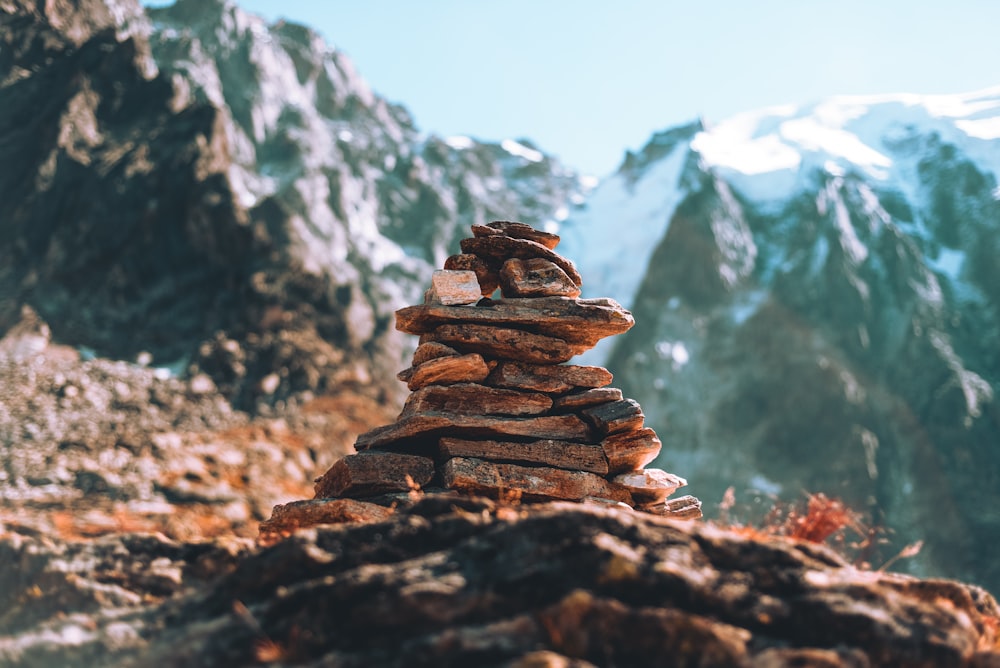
[561,91,1000,593]
[3,497,999,667]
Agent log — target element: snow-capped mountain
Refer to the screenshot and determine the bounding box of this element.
[562,89,1000,590]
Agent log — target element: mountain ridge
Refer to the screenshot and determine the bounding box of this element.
[561,84,1000,592]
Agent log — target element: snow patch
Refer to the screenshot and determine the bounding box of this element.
[780,116,892,174]
[561,136,689,314]
[501,139,543,163]
[445,135,474,150]
[956,116,1000,140]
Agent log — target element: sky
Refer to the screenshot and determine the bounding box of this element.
[150,1,1000,177]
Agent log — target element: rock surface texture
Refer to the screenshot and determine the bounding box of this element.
[4,499,1000,667]
[268,222,702,534]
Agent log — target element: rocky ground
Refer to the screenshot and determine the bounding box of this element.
[2,496,1000,667]
[0,310,396,543]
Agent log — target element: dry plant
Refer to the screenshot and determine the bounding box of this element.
[715,487,923,571]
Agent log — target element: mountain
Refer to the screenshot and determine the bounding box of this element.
[0,0,586,413]
[561,89,1000,591]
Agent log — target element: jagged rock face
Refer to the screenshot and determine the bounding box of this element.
[2,499,998,666]
[562,93,1000,592]
[0,0,585,410]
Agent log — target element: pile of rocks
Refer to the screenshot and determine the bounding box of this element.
[262,221,700,535]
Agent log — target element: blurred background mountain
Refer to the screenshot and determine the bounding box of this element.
[1,0,998,596]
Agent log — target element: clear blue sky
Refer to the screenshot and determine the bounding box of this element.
[149,1,1000,177]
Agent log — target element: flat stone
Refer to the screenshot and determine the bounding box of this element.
[552,387,624,411]
[582,399,644,436]
[356,412,595,451]
[441,456,631,503]
[397,353,489,391]
[601,428,662,474]
[488,362,613,394]
[460,236,582,286]
[396,297,633,348]
[314,451,435,499]
[423,323,574,365]
[400,383,552,418]
[472,220,561,250]
[444,253,499,296]
[411,341,459,367]
[439,437,609,475]
[259,498,394,536]
[428,270,481,305]
[639,495,704,520]
[612,469,686,503]
[500,257,581,298]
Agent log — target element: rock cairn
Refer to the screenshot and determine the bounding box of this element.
[262,221,700,536]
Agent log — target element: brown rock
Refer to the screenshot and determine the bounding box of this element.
[612,469,686,503]
[424,323,574,365]
[552,387,624,411]
[582,399,644,436]
[398,353,490,391]
[396,297,634,348]
[439,437,609,475]
[638,494,703,520]
[460,236,583,286]
[444,253,499,296]
[601,428,662,473]
[411,341,459,367]
[400,383,552,418]
[259,498,394,536]
[500,257,581,298]
[474,220,561,250]
[356,413,595,451]
[441,456,631,503]
[314,451,435,498]
[488,362,613,394]
[428,270,482,305]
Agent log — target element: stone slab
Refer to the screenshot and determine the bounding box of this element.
[355,412,596,451]
[410,341,459,367]
[612,468,686,503]
[397,353,489,391]
[314,451,435,499]
[396,297,633,347]
[439,437,610,475]
[428,270,482,305]
[499,257,581,298]
[472,220,561,249]
[582,399,644,436]
[601,428,662,474]
[441,456,631,503]
[460,236,582,286]
[487,362,613,394]
[424,323,574,365]
[400,383,552,418]
[552,387,624,411]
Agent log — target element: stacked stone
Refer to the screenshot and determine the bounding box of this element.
[308,220,701,521]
